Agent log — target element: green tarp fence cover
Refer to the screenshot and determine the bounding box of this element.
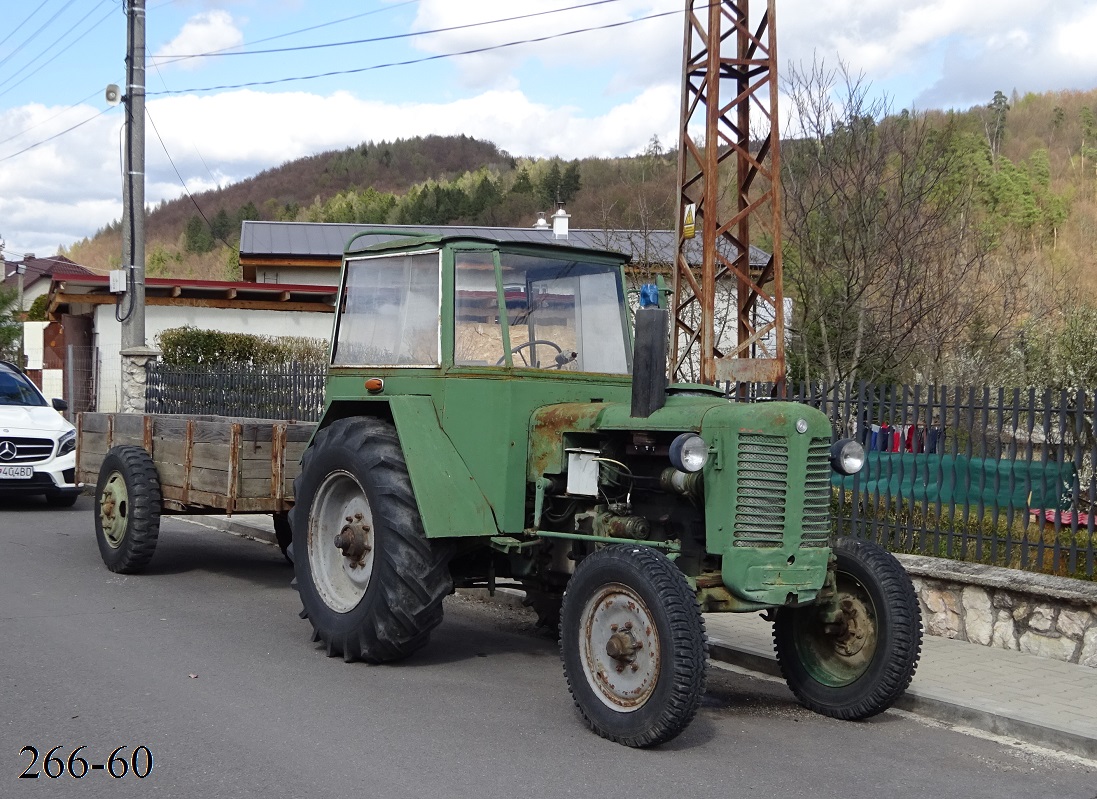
[831,452,1076,511]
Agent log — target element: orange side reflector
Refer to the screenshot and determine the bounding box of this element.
[364,378,384,393]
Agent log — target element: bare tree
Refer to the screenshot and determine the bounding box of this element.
[781,59,1001,386]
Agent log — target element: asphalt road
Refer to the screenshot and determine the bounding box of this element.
[2,495,1096,799]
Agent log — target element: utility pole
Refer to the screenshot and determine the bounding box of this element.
[120,0,146,351]
[119,0,155,413]
[16,258,25,368]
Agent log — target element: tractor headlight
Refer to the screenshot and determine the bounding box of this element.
[830,438,865,475]
[669,433,708,473]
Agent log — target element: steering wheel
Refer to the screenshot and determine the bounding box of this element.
[497,339,576,369]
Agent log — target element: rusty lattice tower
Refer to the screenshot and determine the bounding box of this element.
[672,0,784,393]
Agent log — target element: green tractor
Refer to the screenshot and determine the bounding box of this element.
[290,231,921,747]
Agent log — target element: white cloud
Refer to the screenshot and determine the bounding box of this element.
[777,0,1097,109]
[0,84,680,255]
[153,11,245,71]
[409,1,682,94]
[1053,5,1097,72]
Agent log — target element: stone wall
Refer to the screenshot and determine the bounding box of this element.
[119,348,158,414]
[896,554,1097,668]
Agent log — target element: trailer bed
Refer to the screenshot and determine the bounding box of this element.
[76,412,316,514]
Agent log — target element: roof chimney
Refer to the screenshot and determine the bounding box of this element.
[551,206,570,239]
[533,212,549,230]
[23,253,35,262]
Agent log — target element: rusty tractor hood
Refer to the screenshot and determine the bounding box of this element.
[527,395,831,479]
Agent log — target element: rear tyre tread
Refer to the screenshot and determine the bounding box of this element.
[292,417,453,664]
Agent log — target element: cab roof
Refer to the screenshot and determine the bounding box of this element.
[343,229,630,265]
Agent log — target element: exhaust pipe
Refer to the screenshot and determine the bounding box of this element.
[631,288,668,417]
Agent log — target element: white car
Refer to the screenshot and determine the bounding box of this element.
[0,360,82,506]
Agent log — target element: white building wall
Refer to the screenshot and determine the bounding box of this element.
[22,321,48,369]
[92,304,335,412]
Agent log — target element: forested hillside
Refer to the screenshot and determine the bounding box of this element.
[64,133,676,281]
[61,81,1097,389]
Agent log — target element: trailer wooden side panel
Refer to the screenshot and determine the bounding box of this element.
[77,413,316,514]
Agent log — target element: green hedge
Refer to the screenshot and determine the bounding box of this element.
[156,326,327,367]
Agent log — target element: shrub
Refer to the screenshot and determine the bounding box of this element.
[156,326,327,367]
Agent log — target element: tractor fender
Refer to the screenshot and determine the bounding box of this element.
[316,396,498,539]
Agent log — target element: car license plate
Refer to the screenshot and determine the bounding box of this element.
[0,466,33,479]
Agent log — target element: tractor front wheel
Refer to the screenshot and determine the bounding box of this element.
[773,537,922,720]
[559,545,707,747]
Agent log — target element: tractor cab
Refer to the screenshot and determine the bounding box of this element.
[330,231,633,376]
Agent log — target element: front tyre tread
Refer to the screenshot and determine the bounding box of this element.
[560,545,707,748]
[773,537,922,720]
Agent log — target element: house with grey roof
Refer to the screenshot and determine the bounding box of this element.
[238,220,770,285]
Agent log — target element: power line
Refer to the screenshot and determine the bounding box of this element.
[0,0,82,76]
[144,105,234,251]
[0,107,115,164]
[0,89,101,147]
[149,9,680,96]
[0,4,686,166]
[0,0,51,51]
[152,0,419,67]
[152,0,625,65]
[0,1,116,99]
[147,42,222,192]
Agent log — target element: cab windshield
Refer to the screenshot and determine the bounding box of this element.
[454,250,631,374]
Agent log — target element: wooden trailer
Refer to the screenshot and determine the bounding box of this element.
[76,412,316,572]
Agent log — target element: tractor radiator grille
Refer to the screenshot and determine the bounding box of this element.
[733,434,834,548]
[733,434,788,548]
[802,438,833,547]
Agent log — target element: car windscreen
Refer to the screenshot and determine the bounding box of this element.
[0,372,47,407]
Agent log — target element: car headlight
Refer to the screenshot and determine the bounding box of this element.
[830,438,864,475]
[57,429,76,457]
[669,433,708,473]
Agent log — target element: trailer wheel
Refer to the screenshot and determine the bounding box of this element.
[290,417,453,663]
[94,445,162,574]
[773,537,922,720]
[273,512,294,564]
[559,545,707,747]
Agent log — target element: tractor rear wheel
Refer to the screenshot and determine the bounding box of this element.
[559,545,707,747]
[290,417,453,663]
[773,537,922,720]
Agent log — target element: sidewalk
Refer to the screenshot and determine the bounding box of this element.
[190,514,1097,759]
[705,611,1097,760]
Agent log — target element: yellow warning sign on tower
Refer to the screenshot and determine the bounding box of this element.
[683,203,696,239]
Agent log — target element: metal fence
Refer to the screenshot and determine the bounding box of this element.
[139,365,1097,580]
[792,382,1097,580]
[145,363,326,421]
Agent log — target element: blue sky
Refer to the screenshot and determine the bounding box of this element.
[1,0,1096,260]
